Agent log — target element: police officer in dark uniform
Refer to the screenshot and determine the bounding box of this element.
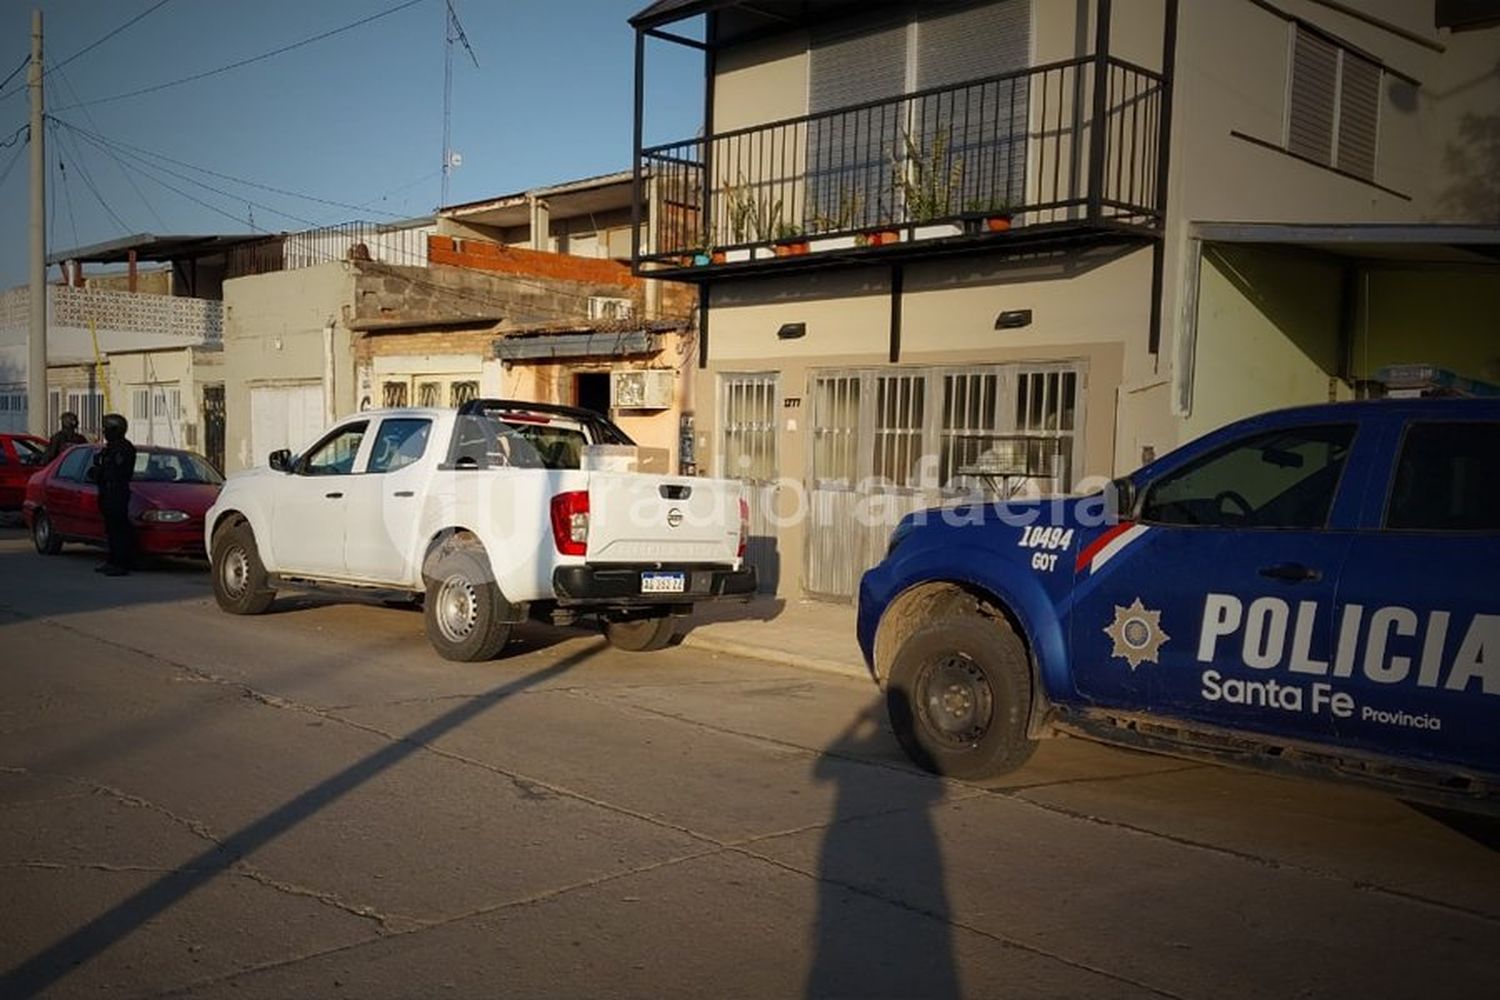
[39,411,87,465]
[93,413,137,576]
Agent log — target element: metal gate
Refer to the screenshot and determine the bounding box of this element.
[202,384,225,473]
[719,372,780,593]
[806,363,1084,600]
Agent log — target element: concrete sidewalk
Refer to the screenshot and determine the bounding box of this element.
[678,597,867,680]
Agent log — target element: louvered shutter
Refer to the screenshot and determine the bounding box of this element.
[1288,28,1337,164]
[1336,52,1381,180]
[807,15,909,227]
[915,0,1032,211]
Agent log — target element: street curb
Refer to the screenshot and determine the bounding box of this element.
[678,631,871,682]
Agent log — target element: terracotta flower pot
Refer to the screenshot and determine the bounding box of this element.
[985,215,1013,232]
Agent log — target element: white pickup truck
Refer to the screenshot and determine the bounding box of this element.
[205,400,755,660]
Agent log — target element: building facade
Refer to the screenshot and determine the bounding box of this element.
[628,0,1500,600]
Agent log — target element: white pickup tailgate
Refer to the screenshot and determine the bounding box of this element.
[586,472,742,565]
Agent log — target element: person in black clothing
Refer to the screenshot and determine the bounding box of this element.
[39,411,87,465]
[93,413,136,577]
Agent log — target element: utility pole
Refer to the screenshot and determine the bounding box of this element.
[27,9,47,437]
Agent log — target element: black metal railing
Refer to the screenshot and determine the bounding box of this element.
[640,56,1164,267]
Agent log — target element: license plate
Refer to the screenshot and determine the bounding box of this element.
[641,572,686,594]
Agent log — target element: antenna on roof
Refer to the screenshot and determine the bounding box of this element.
[441,0,479,209]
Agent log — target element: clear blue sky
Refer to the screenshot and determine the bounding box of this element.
[0,0,705,289]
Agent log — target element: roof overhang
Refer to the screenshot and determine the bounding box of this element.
[1189,222,1500,265]
[47,233,265,266]
[631,0,905,47]
[441,171,635,229]
[349,314,504,333]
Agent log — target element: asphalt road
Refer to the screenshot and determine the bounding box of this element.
[2,527,1498,999]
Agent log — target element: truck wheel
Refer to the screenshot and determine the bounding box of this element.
[423,546,512,662]
[604,616,675,653]
[886,612,1036,780]
[212,521,276,615]
[32,510,61,555]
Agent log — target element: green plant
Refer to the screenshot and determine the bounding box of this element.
[773,220,804,242]
[723,176,785,243]
[809,192,863,234]
[964,196,1015,217]
[892,129,965,222]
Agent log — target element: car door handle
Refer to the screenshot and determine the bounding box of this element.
[393,490,414,498]
[324,491,343,499]
[1259,562,1322,583]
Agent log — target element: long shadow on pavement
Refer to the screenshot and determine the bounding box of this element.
[0,642,604,997]
[806,695,959,1000]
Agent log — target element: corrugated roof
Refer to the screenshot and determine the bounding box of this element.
[48,233,264,266]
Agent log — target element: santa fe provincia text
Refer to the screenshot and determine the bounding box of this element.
[1188,593,1499,728]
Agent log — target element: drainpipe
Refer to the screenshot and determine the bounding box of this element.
[323,318,337,426]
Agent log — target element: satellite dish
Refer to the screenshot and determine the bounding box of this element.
[448,151,463,169]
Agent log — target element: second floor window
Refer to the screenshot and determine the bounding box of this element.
[1286,24,1382,182]
[805,0,1031,228]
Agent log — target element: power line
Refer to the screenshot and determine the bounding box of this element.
[54,63,167,230]
[55,133,83,250]
[0,1,174,103]
[57,124,633,324]
[51,114,405,220]
[51,0,426,111]
[62,120,322,229]
[0,136,26,190]
[49,117,134,235]
[0,122,27,148]
[0,55,26,95]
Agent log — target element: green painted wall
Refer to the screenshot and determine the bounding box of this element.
[1353,269,1500,384]
[1187,245,1344,437]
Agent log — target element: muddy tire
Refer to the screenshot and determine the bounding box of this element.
[604,616,675,653]
[423,545,512,662]
[212,521,275,615]
[886,611,1036,780]
[32,510,61,555]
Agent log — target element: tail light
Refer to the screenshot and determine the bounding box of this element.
[550,491,589,556]
[737,496,750,558]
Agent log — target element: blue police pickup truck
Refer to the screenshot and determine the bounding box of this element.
[857,399,1498,808]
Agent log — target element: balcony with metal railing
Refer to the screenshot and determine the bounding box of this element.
[636,55,1166,279]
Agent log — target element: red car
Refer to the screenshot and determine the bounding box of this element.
[24,444,223,558]
[0,432,48,511]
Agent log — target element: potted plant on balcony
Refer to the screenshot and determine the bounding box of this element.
[721,179,758,262]
[962,196,1016,234]
[772,221,809,256]
[895,130,965,241]
[807,194,862,253]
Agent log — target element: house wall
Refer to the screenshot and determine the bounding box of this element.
[1161,1,1499,446]
[1184,245,1347,439]
[700,248,1139,596]
[222,263,357,472]
[1354,267,1500,382]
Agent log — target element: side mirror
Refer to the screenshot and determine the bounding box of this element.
[269,449,292,473]
[1110,477,1136,519]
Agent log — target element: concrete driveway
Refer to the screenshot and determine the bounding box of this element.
[1,529,1497,999]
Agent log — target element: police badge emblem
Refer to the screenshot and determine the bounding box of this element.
[1105,598,1170,669]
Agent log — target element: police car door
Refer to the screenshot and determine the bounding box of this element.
[1333,413,1500,775]
[1069,421,1363,741]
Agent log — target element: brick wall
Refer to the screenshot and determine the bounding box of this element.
[354,328,498,364]
[429,236,638,289]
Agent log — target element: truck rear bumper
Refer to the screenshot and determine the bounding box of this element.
[552,564,757,605]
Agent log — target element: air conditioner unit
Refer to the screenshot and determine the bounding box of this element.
[611,369,674,410]
[589,296,635,321]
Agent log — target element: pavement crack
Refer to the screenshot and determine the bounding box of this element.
[727,845,1189,1000]
[145,847,725,998]
[995,789,1500,927]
